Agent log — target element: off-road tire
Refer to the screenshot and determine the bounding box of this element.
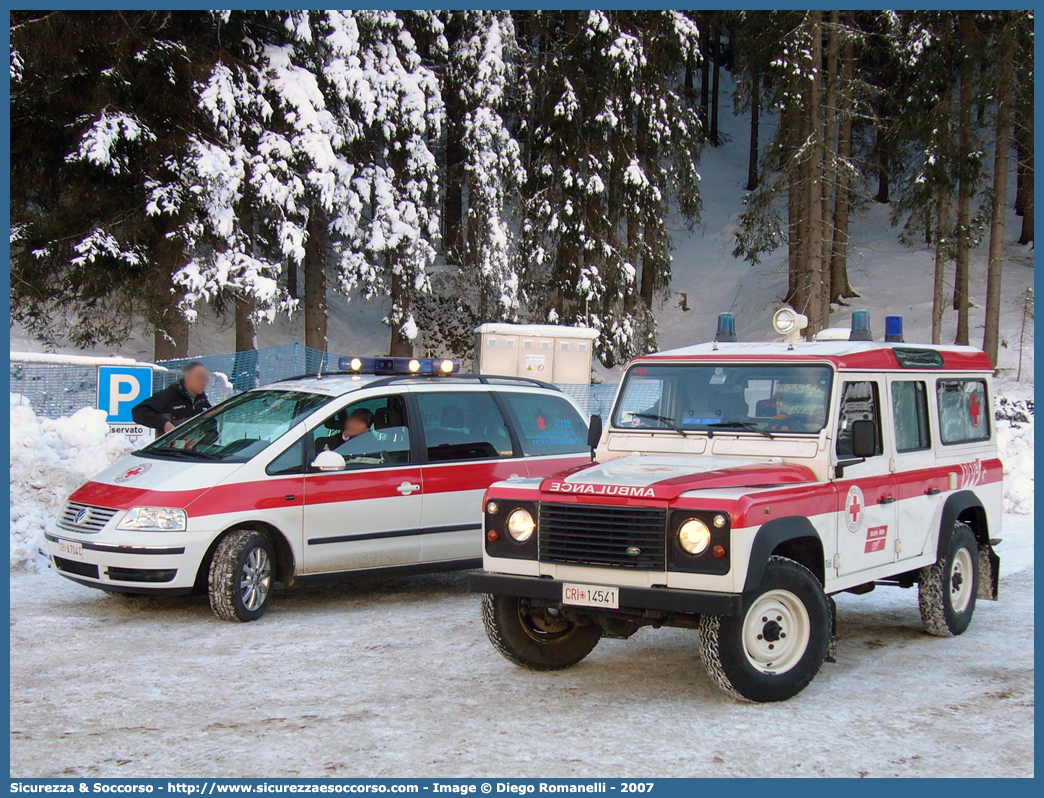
[699,556,831,703]
[481,593,601,671]
[208,530,275,622]
[919,522,979,637]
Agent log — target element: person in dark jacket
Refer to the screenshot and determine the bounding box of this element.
[132,362,212,434]
[316,407,374,453]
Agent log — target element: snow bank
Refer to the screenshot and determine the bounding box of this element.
[9,394,134,572]
[995,398,1034,515]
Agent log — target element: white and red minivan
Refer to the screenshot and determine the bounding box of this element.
[45,358,592,621]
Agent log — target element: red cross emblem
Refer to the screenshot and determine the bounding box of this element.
[536,416,547,431]
[115,462,151,483]
[845,485,865,532]
[969,393,982,427]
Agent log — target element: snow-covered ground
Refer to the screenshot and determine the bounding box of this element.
[8,515,1034,778]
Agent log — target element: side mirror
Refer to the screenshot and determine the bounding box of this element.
[850,419,878,458]
[587,415,603,451]
[311,449,347,472]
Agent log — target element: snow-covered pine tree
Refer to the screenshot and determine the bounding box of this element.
[517,10,703,366]
[10,11,227,358]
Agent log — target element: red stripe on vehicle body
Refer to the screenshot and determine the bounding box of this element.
[635,349,994,372]
[69,455,592,519]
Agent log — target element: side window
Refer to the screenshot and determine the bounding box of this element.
[937,379,990,445]
[500,392,588,456]
[311,395,412,470]
[416,391,514,461]
[266,436,307,476]
[891,381,931,453]
[835,381,883,458]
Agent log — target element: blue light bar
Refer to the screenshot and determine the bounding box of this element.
[715,312,737,342]
[884,315,904,343]
[849,310,873,341]
[337,356,461,375]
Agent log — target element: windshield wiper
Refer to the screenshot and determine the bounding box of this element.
[630,412,690,437]
[147,446,220,461]
[712,421,775,439]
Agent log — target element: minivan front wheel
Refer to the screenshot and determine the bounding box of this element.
[208,529,275,622]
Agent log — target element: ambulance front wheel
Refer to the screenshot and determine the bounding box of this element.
[208,529,275,622]
[481,593,602,671]
[699,556,831,702]
[919,522,979,637]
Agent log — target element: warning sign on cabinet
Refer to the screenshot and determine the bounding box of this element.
[524,354,547,374]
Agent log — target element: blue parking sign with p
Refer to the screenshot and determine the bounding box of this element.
[98,366,153,423]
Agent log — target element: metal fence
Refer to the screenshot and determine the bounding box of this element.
[11,344,619,419]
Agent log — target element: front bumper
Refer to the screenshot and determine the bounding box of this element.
[469,571,743,616]
[44,526,214,594]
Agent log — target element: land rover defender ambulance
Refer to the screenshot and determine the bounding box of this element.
[45,358,591,622]
[471,311,1003,702]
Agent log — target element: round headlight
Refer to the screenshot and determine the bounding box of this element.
[775,309,797,334]
[486,501,499,515]
[506,508,536,543]
[678,518,711,555]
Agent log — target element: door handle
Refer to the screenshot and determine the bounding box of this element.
[397,481,421,496]
[926,487,941,496]
[878,496,895,505]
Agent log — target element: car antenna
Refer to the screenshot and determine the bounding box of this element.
[316,351,325,380]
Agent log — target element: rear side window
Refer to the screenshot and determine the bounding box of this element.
[835,381,883,458]
[937,379,990,445]
[416,392,514,461]
[499,392,588,456]
[891,381,931,453]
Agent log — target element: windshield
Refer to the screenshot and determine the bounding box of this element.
[140,389,333,463]
[612,363,834,435]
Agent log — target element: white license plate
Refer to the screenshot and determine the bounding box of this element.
[56,539,84,560]
[562,583,619,609]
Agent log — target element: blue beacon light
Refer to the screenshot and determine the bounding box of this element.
[884,315,904,343]
[715,312,737,342]
[849,310,873,341]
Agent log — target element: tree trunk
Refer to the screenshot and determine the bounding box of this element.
[745,69,760,190]
[829,12,857,303]
[710,13,721,146]
[151,235,189,360]
[932,188,951,345]
[821,11,838,318]
[874,114,889,204]
[785,69,807,315]
[286,262,298,301]
[700,13,710,125]
[235,295,257,353]
[953,12,974,346]
[443,15,465,266]
[805,12,826,334]
[1017,91,1034,244]
[982,22,1013,366]
[303,206,328,352]
[388,267,414,357]
[153,288,189,360]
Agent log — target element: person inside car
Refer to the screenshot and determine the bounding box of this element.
[317,407,375,454]
[132,361,212,434]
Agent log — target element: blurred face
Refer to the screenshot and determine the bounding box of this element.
[344,414,370,438]
[183,366,210,396]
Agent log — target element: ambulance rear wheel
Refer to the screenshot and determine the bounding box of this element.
[919,522,978,637]
[208,529,275,622]
[699,556,831,702]
[481,593,601,671]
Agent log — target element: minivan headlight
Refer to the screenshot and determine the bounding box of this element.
[678,518,711,555]
[117,507,188,532]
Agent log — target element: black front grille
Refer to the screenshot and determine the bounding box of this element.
[53,557,99,579]
[539,503,667,570]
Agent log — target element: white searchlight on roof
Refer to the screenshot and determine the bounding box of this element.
[772,307,808,342]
